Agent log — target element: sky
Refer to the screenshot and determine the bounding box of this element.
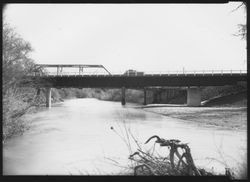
[3,3,247,73]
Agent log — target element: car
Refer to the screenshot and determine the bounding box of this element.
[124,69,136,76]
[124,69,144,76]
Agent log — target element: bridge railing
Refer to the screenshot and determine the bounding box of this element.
[143,70,247,76]
[29,69,247,76]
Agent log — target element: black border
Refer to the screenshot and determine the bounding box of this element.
[1,1,248,182]
[1,0,230,3]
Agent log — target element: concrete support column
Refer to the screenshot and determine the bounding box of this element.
[157,91,161,103]
[169,89,172,98]
[46,87,52,108]
[143,88,147,105]
[36,88,41,96]
[166,90,169,100]
[187,87,201,106]
[153,91,158,103]
[121,87,126,105]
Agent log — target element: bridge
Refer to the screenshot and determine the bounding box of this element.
[26,64,247,107]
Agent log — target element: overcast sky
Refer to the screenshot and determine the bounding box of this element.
[3,3,246,73]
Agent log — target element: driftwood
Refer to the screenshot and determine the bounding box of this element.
[129,135,216,176]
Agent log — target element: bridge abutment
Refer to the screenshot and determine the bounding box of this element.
[187,87,201,106]
[46,87,52,108]
[121,87,126,105]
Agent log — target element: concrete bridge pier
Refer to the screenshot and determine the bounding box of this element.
[45,87,52,108]
[143,88,147,105]
[121,87,126,105]
[36,88,41,96]
[152,91,158,103]
[158,91,162,103]
[153,90,162,104]
[187,87,201,106]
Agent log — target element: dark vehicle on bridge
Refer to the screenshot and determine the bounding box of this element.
[124,69,144,76]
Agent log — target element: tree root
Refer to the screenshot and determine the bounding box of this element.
[129,135,230,176]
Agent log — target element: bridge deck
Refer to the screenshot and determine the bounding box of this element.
[26,73,247,88]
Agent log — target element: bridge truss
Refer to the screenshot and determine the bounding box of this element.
[34,64,112,76]
[32,64,246,77]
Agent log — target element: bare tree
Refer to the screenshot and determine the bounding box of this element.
[232,2,247,40]
[2,22,39,142]
[2,22,38,93]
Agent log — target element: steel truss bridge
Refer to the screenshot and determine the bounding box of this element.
[29,64,247,88]
[24,64,247,107]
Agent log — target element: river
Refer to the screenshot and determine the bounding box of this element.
[3,98,247,177]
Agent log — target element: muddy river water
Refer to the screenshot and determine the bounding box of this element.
[3,98,247,176]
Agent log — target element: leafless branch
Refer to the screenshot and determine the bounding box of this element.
[231,2,245,13]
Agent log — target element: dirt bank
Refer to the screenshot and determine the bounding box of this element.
[142,106,247,130]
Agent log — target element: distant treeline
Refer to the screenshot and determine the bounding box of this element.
[48,88,145,104]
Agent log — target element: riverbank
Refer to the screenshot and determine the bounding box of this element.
[141,105,247,130]
[2,98,66,145]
